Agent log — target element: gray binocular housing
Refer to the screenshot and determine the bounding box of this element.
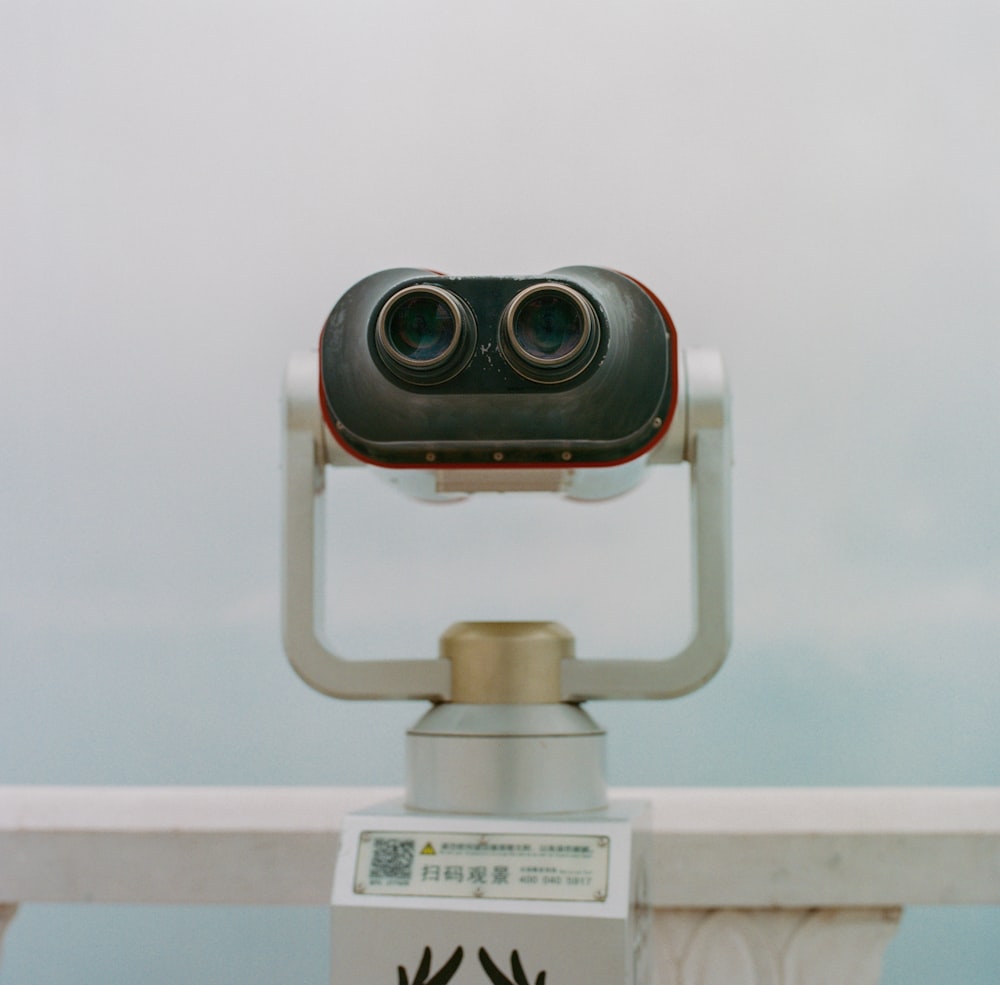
[319,266,678,471]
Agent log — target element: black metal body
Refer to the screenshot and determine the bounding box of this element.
[319,266,677,468]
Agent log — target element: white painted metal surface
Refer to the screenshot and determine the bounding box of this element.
[331,800,651,985]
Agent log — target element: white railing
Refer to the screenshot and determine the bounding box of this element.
[2,786,998,983]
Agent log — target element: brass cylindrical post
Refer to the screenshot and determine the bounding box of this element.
[441,621,573,704]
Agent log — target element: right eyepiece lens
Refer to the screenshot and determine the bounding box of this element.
[503,283,597,380]
[380,288,460,367]
[512,291,585,363]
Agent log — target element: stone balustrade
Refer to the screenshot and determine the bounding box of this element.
[1,787,998,983]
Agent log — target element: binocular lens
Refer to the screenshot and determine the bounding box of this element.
[375,284,475,383]
[503,283,597,380]
[511,291,586,363]
[381,289,460,366]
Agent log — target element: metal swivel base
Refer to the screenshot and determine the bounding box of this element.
[404,621,607,815]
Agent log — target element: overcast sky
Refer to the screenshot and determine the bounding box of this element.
[2,1,998,982]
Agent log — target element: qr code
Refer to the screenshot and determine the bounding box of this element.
[369,837,416,883]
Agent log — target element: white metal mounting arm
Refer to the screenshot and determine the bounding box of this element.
[282,347,731,702]
[282,351,450,700]
[561,348,732,700]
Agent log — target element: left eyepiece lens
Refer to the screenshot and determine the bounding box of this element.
[377,285,464,369]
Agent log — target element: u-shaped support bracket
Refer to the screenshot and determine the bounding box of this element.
[282,348,731,702]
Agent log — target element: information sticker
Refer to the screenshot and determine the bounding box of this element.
[354,830,610,902]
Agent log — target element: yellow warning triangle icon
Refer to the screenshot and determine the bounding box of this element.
[420,842,436,855]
